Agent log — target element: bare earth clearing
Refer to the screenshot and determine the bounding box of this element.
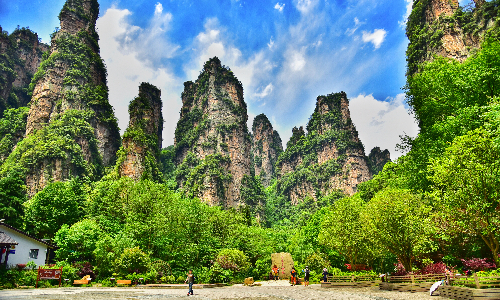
[0,281,447,300]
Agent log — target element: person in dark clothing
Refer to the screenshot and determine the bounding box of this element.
[290,267,297,286]
[185,269,195,296]
[302,266,310,286]
[322,268,329,283]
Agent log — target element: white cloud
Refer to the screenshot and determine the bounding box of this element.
[154,2,163,15]
[288,50,306,71]
[97,4,182,147]
[254,83,274,98]
[399,0,413,28]
[274,2,285,12]
[295,0,318,14]
[362,29,387,49]
[346,17,363,36]
[349,93,419,159]
[268,37,275,50]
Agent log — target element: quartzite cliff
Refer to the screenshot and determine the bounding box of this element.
[276,92,373,204]
[0,0,120,196]
[0,26,49,115]
[118,83,163,181]
[174,57,252,207]
[251,114,283,187]
[407,0,496,74]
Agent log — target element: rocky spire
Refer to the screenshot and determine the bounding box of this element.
[1,0,120,196]
[0,27,49,115]
[367,147,391,175]
[118,83,163,180]
[276,92,372,203]
[174,57,252,207]
[251,114,283,187]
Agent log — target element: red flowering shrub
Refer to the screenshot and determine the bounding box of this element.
[392,263,408,276]
[415,262,447,275]
[461,258,496,271]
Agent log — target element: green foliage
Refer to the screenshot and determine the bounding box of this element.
[319,194,375,267]
[215,248,251,272]
[0,107,29,163]
[54,219,103,262]
[429,128,500,265]
[0,171,26,228]
[114,247,151,275]
[24,179,86,238]
[361,188,435,272]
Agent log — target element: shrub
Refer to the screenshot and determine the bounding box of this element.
[75,262,96,280]
[114,247,151,275]
[305,253,331,274]
[415,262,447,275]
[461,258,496,272]
[215,249,250,272]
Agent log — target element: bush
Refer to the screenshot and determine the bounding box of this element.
[114,247,151,275]
[415,262,447,275]
[75,262,96,280]
[305,253,331,274]
[215,249,250,272]
[462,258,496,272]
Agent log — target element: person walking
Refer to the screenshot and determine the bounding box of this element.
[322,267,329,283]
[184,269,195,296]
[290,267,297,286]
[272,265,279,281]
[302,266,310,287]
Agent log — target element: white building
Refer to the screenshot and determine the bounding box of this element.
[0,222,56,268]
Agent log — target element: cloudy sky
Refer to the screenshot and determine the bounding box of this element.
[2,0,472,159]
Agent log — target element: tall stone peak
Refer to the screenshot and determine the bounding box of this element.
[276,92,371,204]
[406,0,497,74]
[0,27,48,115]
[59,0,100,35]
[367,147,391,175]
[251,113,283,187]
[118,83,163,180]
[174,57,251,207]
[1,0,120,196]
[286,126,305,149]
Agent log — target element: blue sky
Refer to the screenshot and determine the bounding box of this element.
[1,0,473,158]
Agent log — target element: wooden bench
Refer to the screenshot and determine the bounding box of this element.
[117,280,132,286]
[73,279,90,285]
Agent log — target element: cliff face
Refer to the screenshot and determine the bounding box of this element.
[174,57,252,207]
[118,83,163,181]
[367,147,391,175]
[0,26,49,115]
[0,0,120,196]
[251,114,283,187]
[407,0,499,74]
[276,92,372,204]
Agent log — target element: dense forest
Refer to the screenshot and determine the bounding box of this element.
[2,0,500,288]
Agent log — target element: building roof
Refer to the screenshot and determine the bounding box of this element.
[0,231,18,246]
[0,223,57,249]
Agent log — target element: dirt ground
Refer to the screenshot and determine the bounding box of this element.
[0,282,448,300]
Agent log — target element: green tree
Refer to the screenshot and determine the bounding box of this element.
[319,195,374,267]
[0,171,26,228]
[430,128,500,265]
[361,188,434,272]
[114,247,151,274]
[24,179,85,238]
[54,219,103,262]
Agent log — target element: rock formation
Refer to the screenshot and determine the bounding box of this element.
[174,57,252,207]
[251,114,283,187]
[276,92,372,204]
[0,0,120,196]
[117,83,163,181]
[0,26,49,115]
[367,147,391,175]
[407,0,498,74]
